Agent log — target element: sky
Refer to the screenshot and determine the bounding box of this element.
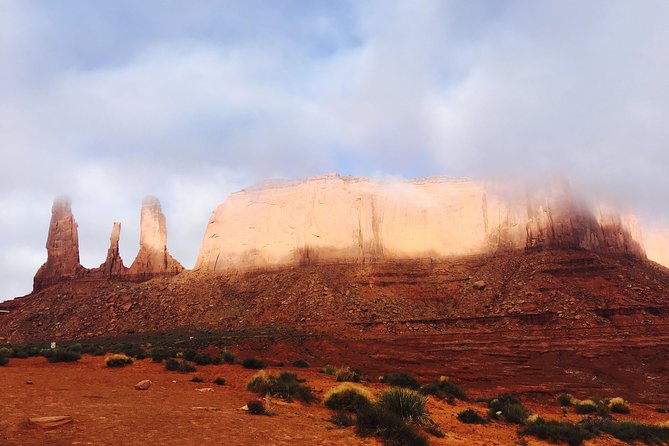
[1,0,668,300]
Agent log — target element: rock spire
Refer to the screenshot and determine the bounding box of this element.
[33,198,84,290]
[127,197,184,279]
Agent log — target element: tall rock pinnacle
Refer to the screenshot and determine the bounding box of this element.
[127,197,183,279]
[99,222,125,277]
[33,197,84,290]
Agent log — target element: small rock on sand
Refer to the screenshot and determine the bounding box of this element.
[134,380,152,390]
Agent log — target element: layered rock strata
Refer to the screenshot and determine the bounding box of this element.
[196,174,645,271]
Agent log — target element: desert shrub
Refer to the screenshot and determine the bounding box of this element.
[324,383,374,412]
[580,418,669,444]
[115,343,146,359]
[574,399,598,414]
[377,388,427,424]
[292,359,310,368]
[242,357,266,369]
[222,351,236,364]
[150,348,170,363]
[322,364,336,375]
[521,419,594,446]
[213,377,226,386]
[247,400,266,415]
[44,348,81,363]
[193,353,214,366]
[182,349,198,362]
[335,366,361,382]
[608,397,630,414]
[457,408,487,424]
[329,410,356,427]
[381,372,420,390]
[356,404,429,446]
[165,358,196,373]
[487,394,528,424]
[67,343,82,353]
[0,347,13,357]
[0,355,8,366]
[558,393,575,407]
[12,344,43,358]
[190,376,204,383]
[420,376,467,401]
[105,354,133,368]
[247,371,316,403]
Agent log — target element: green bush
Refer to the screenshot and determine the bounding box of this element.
[334,366,361,382]
[0,355,8,366]
[356,404,428,446]
[457,408,487,424]
[487,394,528,424]
[182,349,198,361]
[0,347,13,357]
[165,358,196,373]
[242,357,266,369]
[322,364,336,375]
[222,351,236,364]
[420,376,467,401]
[324,383,373,412]
[193,353,214,366]
[377,388,427,424]
[575,399,609,416]
[44,348,81,363]
[247,400,266,415]
[213,377,226,386]
[247,371,316,403]
[150,348,170,363]
[190,376,204,383]
[329,410,356,427]
[558,393,574,407]
[105,354,133,368]
[381,372,420,390]
[521,419,594,446]
[292,359,310,368]
[580,418,669,444]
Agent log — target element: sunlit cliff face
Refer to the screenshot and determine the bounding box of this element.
[195,173,646,271]
[644,228,669,268]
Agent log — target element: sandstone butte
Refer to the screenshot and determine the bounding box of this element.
[195,174,646,271]
[32,173,667,291]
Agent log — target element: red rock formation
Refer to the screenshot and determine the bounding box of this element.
[126,197,183,280]
[33,198,84,291]
[98,222,126,277]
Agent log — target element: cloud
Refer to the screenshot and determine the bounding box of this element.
[1,0,668,299]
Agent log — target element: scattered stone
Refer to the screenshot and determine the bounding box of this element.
[134,379,152,391]
[473,280,487,291]
[29,416,73,429]
[195,387,214,392]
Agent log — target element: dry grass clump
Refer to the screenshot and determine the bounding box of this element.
[105,354,133,368]
[608,397,630,414]
[324,383,374,412]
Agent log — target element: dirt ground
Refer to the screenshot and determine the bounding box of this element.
[2,356,669,446]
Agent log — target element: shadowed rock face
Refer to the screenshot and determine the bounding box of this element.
[195,174,645,271]
[126,197,183,280]
[33,198,84,291]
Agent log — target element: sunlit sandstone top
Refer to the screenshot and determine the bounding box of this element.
[195,174,645,271]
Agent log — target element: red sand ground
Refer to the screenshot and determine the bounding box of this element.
[2,356,669,446]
